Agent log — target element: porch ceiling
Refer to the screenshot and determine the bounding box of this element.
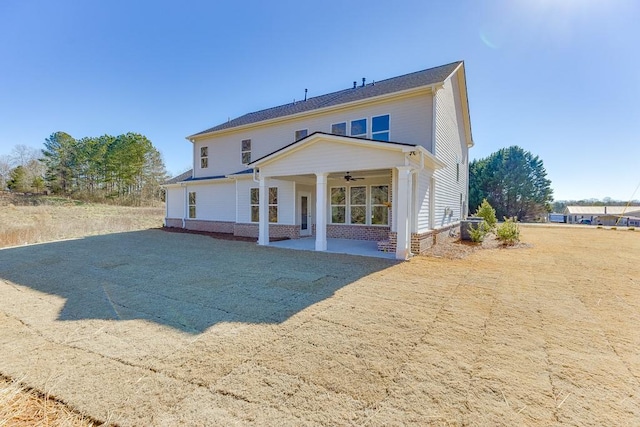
[270,169,391,184]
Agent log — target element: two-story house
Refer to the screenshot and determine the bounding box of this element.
[163,61,473,260]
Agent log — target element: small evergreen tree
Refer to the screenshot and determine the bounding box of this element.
[7,166,30,192]
[474,199,497,229]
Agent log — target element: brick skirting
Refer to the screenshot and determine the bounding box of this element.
[165,218,182,228]
[379,223,461,255]
[233,223,300,239]
[184,219,235,233]
[326,224,390,241]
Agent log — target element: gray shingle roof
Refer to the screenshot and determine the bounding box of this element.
[164,168,254,185]
[164,169,192,184]
[191,61,462,137]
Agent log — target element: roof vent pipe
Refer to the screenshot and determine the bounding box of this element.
[353,81,357,89]
[362,77,366,87]
[304,88,308,101]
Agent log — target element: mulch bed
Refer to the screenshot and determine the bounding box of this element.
[160,226,289,242]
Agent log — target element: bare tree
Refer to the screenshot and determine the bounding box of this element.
[0,155,11,191]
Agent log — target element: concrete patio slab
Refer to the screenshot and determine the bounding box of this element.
[270,237,395,259]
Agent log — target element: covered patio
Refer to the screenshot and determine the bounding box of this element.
[249,132,444,260]
[269,237,395,259]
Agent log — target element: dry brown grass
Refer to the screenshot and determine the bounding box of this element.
[0,196,163,248]
[0,220,638,425]
[0,375,97,427]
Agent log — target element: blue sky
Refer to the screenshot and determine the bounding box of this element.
[1,0,638,201]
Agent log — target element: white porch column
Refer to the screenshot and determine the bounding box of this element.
[315,173,328,251]
[258,177,269,245]
[395,166,412,260]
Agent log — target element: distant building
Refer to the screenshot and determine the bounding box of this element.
[563,206,640,226]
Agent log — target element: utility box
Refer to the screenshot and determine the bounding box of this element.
[460,217,484,241]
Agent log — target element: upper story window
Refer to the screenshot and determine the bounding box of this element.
[372,115,390,141]
[200,147,208,168]
[241,139,251,164]
[295,129,308,141]
[350,119,367,138]
[331,122,347,136]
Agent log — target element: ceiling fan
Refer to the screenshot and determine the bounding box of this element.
[344,172,364,182]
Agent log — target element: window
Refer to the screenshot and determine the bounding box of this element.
[241,139,251,164]
[331,187,346,223]
[371,185,389,225]
[295,129,308,141]
[331,122,347,136]
[350,119,367,138]
[200,147,208,169]
[350,186,366,224]
[269,187,278,223]
[250,187,278,223]
[188,191,196,218]
[250,188,259,222]
[372,115,390,141]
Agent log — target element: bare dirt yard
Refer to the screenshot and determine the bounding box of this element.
[0,224,638,426]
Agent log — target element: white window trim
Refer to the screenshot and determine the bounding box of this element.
[330,186,346,224]
[350,118,367,138]
[188,191,196,219]
[295,129,308,141]
[250,187,278,224]
[371,184,390,225]
[200,146,209,169]
[330,122,347,136]
[241,139,251,165]
[371,114,391,141]
[329,184,389,226]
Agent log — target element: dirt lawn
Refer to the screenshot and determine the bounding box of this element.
[0,226,638,425]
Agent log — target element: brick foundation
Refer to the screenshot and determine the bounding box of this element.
[326,224,390,241]
[165,218,182,228]
[184,219,235,233]
[233,223,300,239]
[378,223,460,255]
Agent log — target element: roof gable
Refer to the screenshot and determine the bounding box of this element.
[249,132,416,167]
[190,61,462,138]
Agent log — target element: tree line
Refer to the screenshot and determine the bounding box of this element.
[469,146,553,221]
[1,131,168,206]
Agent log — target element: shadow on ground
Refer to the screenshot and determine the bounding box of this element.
[0,229,396,334]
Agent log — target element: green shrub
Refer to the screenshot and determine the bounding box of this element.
[474,199,497,230]
[629,227,635,231]
[468,220,489,243]
[611,226,617,230]
[496,217,520,245]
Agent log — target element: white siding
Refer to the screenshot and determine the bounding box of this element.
[416,169,434,233]
[433,72,469,229]
[261,140,406,177]
[187,180,236,221]
[166,187,184,218]
[191,92,433,178]
[235,178,295,224]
